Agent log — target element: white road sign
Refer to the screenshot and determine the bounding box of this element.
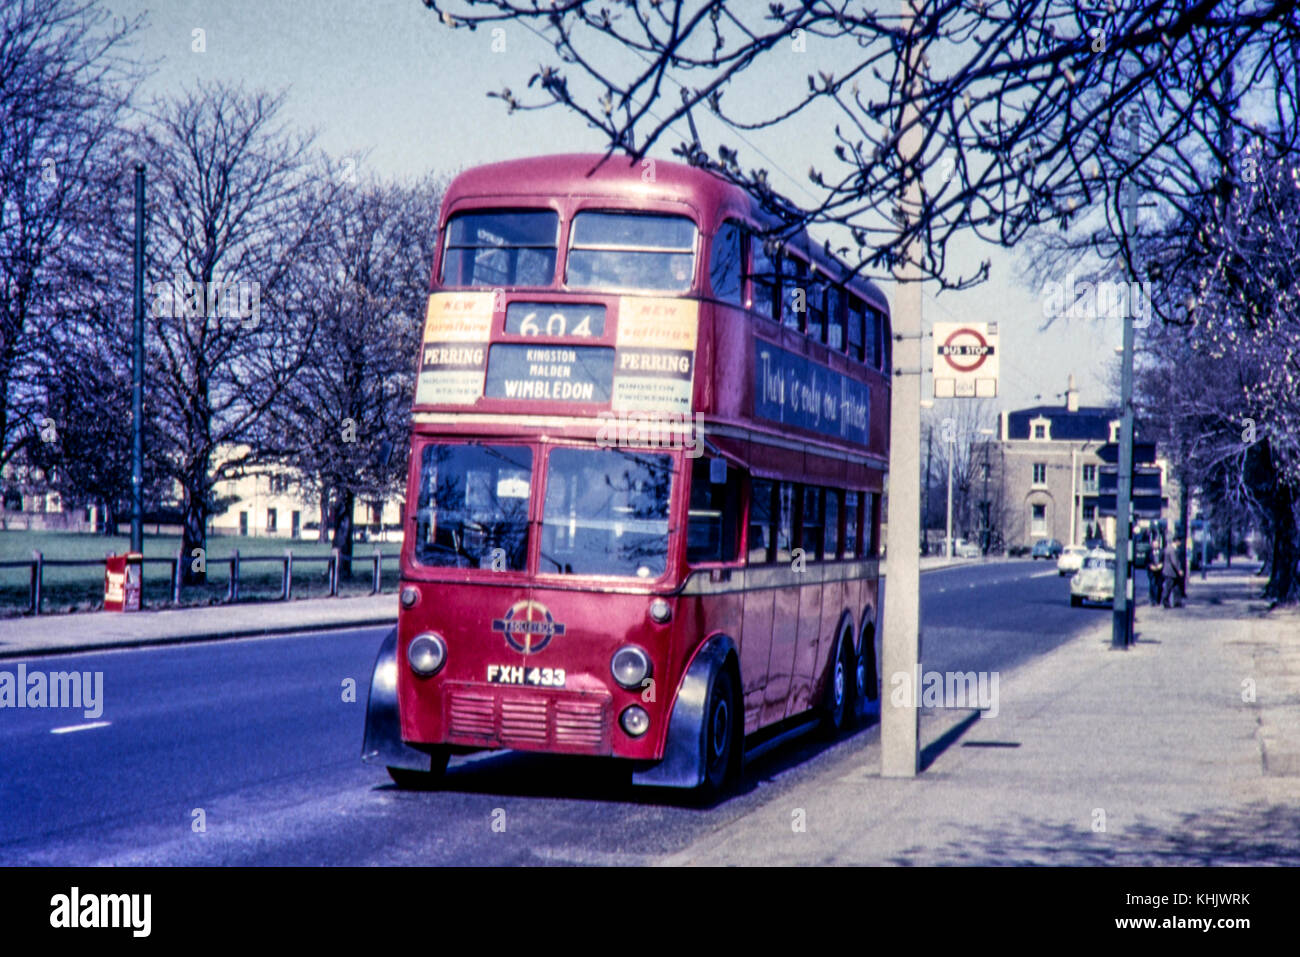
[933,322,998,398]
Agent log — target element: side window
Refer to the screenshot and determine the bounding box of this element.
[709,221,744,305]
[688,457,743,563]
[748,479,775,564]
[747,234,777,320]
[824,489,841,559]
[847,297,866,362]
[865,305,881,369]
[799,485,824,561]
[780,254,806,331]
[878,308,892,374]
[827,286,845,352]
[806,276,827,343]
[776,482,796,563]
[843,492,859,559]
[868,492,881,556]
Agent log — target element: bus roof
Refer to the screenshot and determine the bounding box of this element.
[443,153,889,314]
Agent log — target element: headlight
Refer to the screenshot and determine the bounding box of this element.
[620,705,650,737]
[610,645,652,689]
[407,632,447,677]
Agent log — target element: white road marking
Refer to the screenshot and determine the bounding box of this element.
[50,721,111,735]
[1031,571,1060,579]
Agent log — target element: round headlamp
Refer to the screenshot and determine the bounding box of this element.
[407,632,447,677]
[610,645,652,690]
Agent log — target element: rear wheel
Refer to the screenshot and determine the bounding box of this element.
[386,749,449,790]
[1070,595,1082,607]
[699,668,738,798]
[821,630,855,735]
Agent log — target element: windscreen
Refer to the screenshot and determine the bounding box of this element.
[566,211,696,292]
[442,210,558,288]
[540,447,675,578]
[414,443,532,570]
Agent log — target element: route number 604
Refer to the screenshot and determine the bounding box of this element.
[517,311,594,338]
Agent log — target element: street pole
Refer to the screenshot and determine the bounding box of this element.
[1112,113,1138,650]
[1069,447,1078,546]
[881,0,923,778]
[981,441,990,554]
[923,424,933,555]
[945,438,954,558]
[131,164,145,555]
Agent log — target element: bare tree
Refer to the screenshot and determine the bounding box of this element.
[0,0,141,478]
[1136,140,1300,602]
[423,1,1299,289]
[139,85,332,583]
[266,170,443,575]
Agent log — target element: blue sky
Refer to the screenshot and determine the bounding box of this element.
[105,0,1118,416]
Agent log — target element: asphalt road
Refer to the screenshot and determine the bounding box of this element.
[0,559,1105,865]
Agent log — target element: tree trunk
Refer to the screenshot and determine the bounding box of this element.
[318,488,330,544]
[181,492,207,585]
[331,487,355,578]
[1262,481,1298,604]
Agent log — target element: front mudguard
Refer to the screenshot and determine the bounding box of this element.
[631,634,738,789]
[361,627,430,771]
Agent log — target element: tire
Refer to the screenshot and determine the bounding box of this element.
[821,629,855,735]
[386,748,450,790]
[1070,595,1082,607]
[699,668,739,798]
[855,625,878,719]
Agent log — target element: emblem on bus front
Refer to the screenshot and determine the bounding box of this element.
[492,600,566,654]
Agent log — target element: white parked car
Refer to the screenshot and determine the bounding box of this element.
[953,538,981,558]
[1057,545,1088,577]
[1070,552,1116,606]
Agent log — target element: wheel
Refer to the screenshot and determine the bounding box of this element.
[1070,595,1082,607]
[386,749,449,790]
[1059,570,1066,577]
[821,630,855,735]
[854,626,878,719]
[699,668,738,798]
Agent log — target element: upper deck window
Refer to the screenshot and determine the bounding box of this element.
[566,211,696,292]
[442,210,558,288]
[709,221,744,305]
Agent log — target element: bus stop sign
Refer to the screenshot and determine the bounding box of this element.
[933,322,998,398]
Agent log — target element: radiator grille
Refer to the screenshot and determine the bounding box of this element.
[445,684,611,754]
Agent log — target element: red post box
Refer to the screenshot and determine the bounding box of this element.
[104,552,143,612]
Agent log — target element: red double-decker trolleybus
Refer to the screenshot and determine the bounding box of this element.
[363,153,892,794]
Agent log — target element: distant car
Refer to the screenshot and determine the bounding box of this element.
[1070,552,1116,606]
[1031,538,1063,560]
[1057,545,1088,576]
[954,538,981,558]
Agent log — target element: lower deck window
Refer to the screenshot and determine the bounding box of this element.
[414,444,532,570]
[541,447,674,578]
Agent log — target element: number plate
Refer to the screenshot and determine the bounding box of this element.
[487,665,566,687]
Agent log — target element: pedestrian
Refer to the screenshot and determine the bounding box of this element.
[1147,538,1164,605]
[1161,537,1183,608]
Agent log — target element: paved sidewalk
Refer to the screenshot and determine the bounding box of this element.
[0,593,397,659]
[662,567,1300,865]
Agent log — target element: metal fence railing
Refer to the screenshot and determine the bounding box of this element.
[0,547,399,616]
